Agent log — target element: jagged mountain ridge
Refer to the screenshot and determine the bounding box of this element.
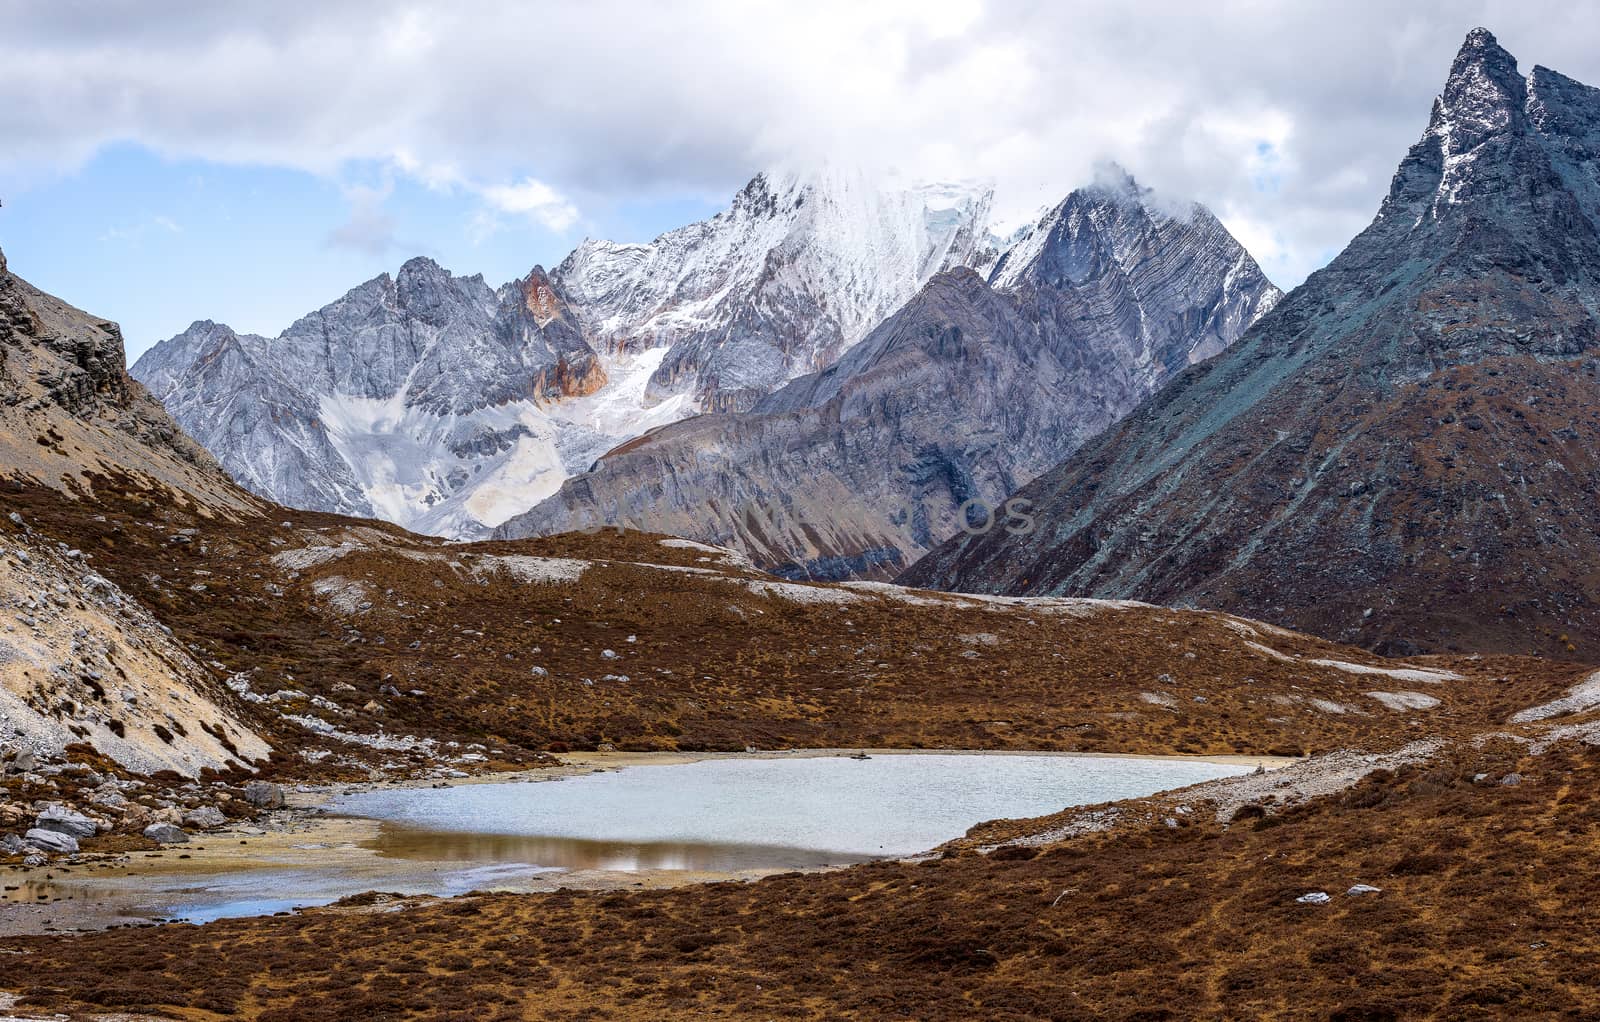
[0,247,248,510]
[134,259,623,535]
[902,29,1600,658]
[496,177,1280,579]
[133,168,1006,536]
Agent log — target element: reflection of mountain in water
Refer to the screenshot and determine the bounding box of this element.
[361,823,871,872]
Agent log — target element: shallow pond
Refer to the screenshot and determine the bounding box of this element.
[334,752,1250,865]
[2,752,1253,931]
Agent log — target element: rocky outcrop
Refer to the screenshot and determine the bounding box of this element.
[497,179,1279,578]
[0,246,247,508]
[901,30,1600,659]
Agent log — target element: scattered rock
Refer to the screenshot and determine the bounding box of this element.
[1296,891,1331,905]
[242,781,286,809]
[184,806,227,829]
[1347,884,1383,896]
[1500,773,1523,787]
[143,822,189,844]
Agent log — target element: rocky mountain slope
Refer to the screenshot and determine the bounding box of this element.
[0,246,267,777]
[904,30,1600,660]
[497,175,1280,579]
[0,248,247,511]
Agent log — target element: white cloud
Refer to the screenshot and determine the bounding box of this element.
[477,177,580,232]
[7,1,1600,285]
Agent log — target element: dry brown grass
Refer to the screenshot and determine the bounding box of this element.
[4,734,1598,1020]
[3,478,1586,770]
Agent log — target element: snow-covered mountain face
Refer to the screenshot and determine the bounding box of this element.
[553,167,997,411]
[135,166,1273,542]
[132,257,632,536]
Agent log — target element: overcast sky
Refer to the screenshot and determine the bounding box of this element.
[4,0,1600,358]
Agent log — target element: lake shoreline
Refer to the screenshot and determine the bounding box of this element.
[1,748,1287,936]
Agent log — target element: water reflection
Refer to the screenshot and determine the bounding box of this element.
[361,821,871,872]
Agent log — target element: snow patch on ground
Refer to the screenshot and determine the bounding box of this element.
[1309,699,1357,715]
[738,579,866,605]
[1510,670,1600,723]
[1304,659,1462,684]
[271,542,367,571]
[1366,691,1442,712]
[838,581,960,606]
[837,582,1151,616]
[283,715,440,753]
[1245,641,1297,663]
[637,562,727,577]
[657,537,756,570]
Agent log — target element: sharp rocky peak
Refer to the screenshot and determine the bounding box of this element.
[1435,27,1525,148]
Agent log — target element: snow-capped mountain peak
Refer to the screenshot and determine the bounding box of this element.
[554,164,996,411]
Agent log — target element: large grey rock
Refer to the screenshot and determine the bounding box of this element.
[241,781,286,809]
[499,175,1278,580]
[34,805,98,839]
[183,805,227,829]
[24,828,79,854]
[142,822,189,844]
